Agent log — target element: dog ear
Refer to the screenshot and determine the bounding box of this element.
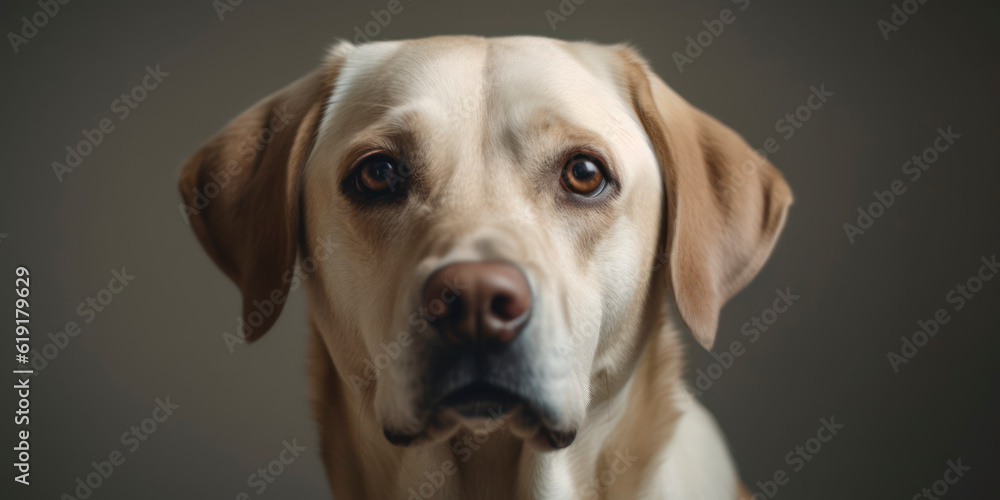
[618,48,793,350]
[178,45,349,342]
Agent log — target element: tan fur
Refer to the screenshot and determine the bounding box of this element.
[178,64,340,340]
[179,36,791,499]
[616,48,792,350]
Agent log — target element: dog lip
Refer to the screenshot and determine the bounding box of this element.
[383,428,417,447]
[435,381,525,418]
[383,381,578,450]
[433,381,579,450]
[541,428,577,450]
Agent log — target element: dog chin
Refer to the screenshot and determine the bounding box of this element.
[382,388,578,451]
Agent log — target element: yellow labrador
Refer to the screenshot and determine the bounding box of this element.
[179,36,790,500]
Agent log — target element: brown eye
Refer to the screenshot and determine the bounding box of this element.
[354,154,400,196]
[560,156,606,197]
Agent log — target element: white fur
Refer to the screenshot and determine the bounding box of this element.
[643,389,741,499]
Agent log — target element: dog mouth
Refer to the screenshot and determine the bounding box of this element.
[437,381,526,419]
[383,380,577,450]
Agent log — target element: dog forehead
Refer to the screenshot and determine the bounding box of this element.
[322,37,629,136]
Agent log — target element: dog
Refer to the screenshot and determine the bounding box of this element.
[179,36,791,500]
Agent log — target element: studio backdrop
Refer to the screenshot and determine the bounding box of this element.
[2,0,998,499]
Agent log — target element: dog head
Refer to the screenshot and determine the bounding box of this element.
[179,36,791,451]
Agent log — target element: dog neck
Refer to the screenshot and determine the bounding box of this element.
[307,314,687,500]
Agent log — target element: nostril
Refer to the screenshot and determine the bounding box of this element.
[426,296,448,318]
[429,294,462,322]
[489,291,529,323]
[489,294,514,320]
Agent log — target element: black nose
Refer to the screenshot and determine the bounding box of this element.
[422,261,531,349]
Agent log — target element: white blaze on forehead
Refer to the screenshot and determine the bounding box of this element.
[320,39,490,137]
[318,40,401,138]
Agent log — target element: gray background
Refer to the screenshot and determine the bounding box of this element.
[2,0,998,498]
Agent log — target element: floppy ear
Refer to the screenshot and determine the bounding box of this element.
[178,46,348,341]
[618,48,793,350]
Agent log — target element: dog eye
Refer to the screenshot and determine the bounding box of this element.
[560,155,606,197]
[354,154,401,196]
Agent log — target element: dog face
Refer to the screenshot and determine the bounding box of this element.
[179,36,790,451]
[302,38,667,449]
